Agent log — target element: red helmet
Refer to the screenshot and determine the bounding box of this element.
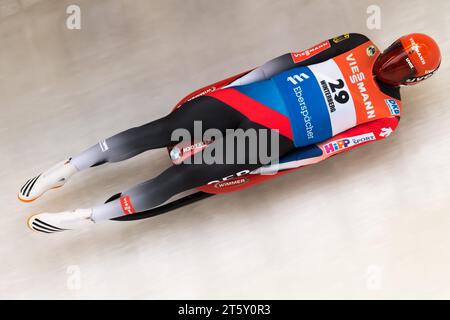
[374,33,441,86]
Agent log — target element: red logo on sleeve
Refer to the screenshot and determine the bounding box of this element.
[120,195,136,215]
[291,40,331,63]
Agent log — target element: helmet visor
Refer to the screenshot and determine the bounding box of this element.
[375,39,417,86]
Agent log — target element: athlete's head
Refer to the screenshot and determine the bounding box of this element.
[374,33,441,87]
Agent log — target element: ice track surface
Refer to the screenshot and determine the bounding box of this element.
[1,0,450,299]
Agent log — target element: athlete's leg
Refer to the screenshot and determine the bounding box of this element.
[27,122,295,232]
[70,96,245,171]
[91,122,294,222]
[18,96,245,202]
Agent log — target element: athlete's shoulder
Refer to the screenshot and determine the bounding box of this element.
[302,33,372,63]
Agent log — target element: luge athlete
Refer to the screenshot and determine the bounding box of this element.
[18,33,441,234]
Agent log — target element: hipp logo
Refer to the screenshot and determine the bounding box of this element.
[385,99,400,116]
[324,139,351,154]
[323,133,376,154]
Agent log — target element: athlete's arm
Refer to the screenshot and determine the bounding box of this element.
[228,33,370,86]
[256,116,400,174]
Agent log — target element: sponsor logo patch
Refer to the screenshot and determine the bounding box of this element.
[333,34,350,43]
[385,99,400,115]
[409,37,426,65]
[405,72,434,83]
[120,195,136,215]
[291,40,331,63]
[323,132,376,154]
[366,45,376,57]
[187,86,216,102]
[99,139,109,152]
[379,127,393,137]
[214,177,249,189]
